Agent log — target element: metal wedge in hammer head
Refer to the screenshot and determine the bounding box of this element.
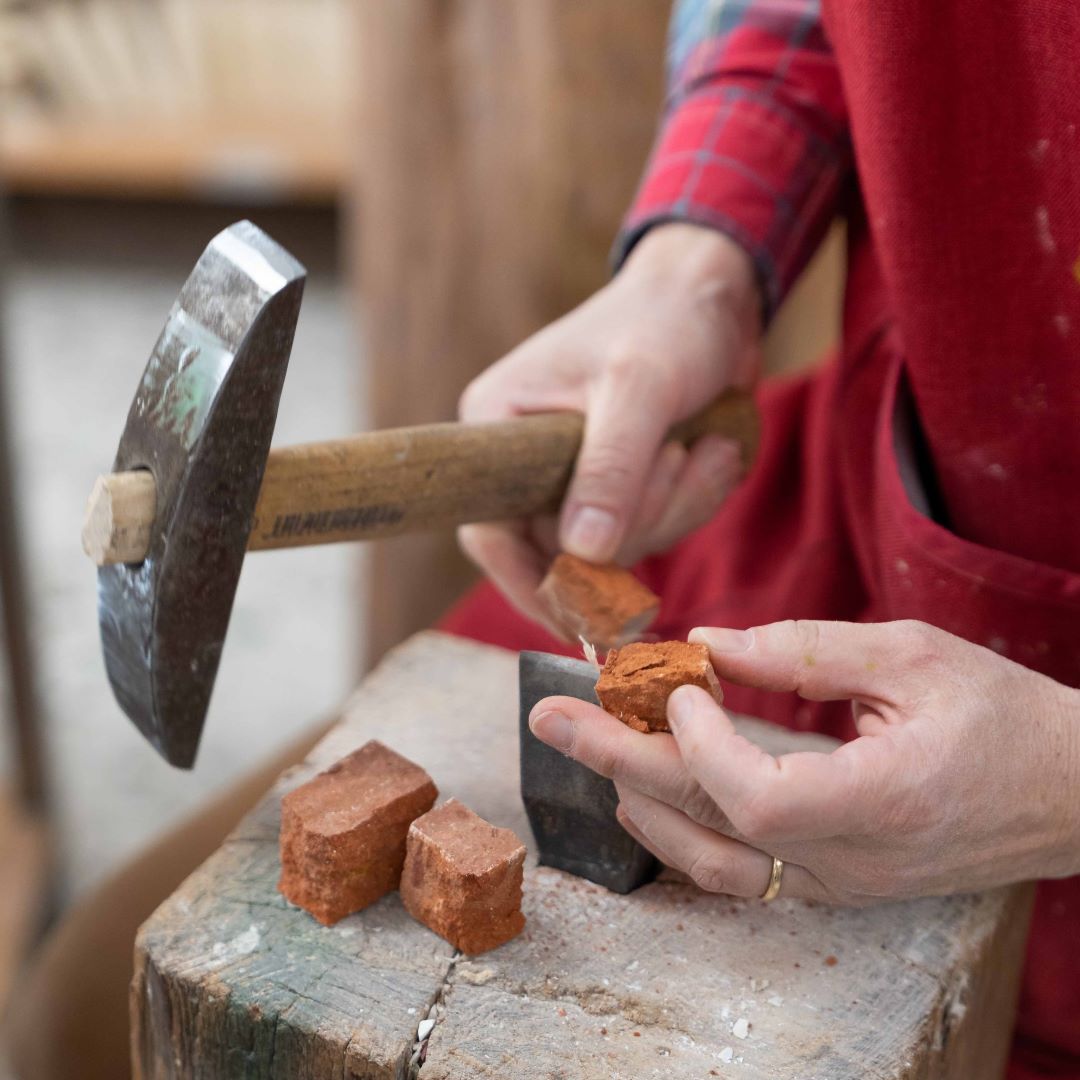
[97,221,305,768]
[519,651,658,893]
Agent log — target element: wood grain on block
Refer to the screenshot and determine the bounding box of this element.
[423,871,1034,1079]
[278,740,437,925]
[536,553,660,648]
[401,799,526,955]
[132,632,1033,1080]
[597,641,722,732]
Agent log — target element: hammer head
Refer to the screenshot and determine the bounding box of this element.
[98,221,305,767]
[519,651,657,893]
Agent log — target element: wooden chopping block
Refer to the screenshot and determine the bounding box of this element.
[131,632,1034,1079]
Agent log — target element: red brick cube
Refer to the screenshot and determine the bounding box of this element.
[536,553,659,648]
[279,740,437,925]
[401,799,526,954]
[596,640,722,733]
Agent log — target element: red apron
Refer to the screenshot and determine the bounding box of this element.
[444,2,1080,1073]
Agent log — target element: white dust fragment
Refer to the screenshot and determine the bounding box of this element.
[457,965,496,986]
[210,924,260,966]
[580,637,601,669]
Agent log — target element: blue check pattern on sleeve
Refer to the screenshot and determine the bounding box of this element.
[616,0,850,319]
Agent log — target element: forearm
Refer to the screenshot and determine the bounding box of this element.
[617,0,851,318]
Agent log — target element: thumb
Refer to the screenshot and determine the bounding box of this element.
[688,619,946,706]
[559,367,675,562]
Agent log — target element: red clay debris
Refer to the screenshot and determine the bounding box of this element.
[596,640,722,732]
[401,798,526,954]
[278,740,438,925]
[536,553,659,648]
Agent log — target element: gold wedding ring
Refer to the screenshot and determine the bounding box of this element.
[760,856,784,902]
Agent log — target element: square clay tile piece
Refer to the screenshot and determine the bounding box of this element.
[597,640,722,732]
[401,798,526,954]
[536,553,659,648]
[279,740,437,925]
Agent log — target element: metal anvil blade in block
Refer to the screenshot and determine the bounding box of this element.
[518,651,657,894]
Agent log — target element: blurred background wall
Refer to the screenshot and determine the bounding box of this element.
[0,0,348,200]
[355,0,844,662]
[0,0,842,1053]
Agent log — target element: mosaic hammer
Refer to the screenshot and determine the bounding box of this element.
[83,221,760,768]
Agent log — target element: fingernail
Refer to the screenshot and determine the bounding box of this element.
[563,506,618,561]
[529,709,574,752]
[696,627,754,653]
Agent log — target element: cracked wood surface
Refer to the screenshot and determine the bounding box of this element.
[132,631,1033,1079]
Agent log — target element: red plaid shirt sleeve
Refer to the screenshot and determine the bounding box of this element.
[616,0,851,317]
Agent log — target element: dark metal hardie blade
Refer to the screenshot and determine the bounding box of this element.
[98,221,306,767]
[519,650,657,894]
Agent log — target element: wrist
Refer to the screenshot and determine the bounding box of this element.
[1036,682,1080,879]
[623,223,762,336]
[1062,687,1080,875]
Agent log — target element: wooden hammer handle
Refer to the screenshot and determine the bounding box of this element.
[83,390,760,566]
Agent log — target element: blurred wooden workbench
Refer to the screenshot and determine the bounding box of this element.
[0,114,344,204]
[132,632,1033,1079]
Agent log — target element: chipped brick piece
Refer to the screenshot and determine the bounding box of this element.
[596,641,722,733]
[279,740,437,925]
[535,553,660,648]
[401,799,526,954]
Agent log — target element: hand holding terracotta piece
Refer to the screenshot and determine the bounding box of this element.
[457,224,759,627]
[530,620,1080,904]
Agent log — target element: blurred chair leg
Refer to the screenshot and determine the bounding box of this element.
[0,213,56,1030]
[0,335,49,814]
[0,789,51,1038]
